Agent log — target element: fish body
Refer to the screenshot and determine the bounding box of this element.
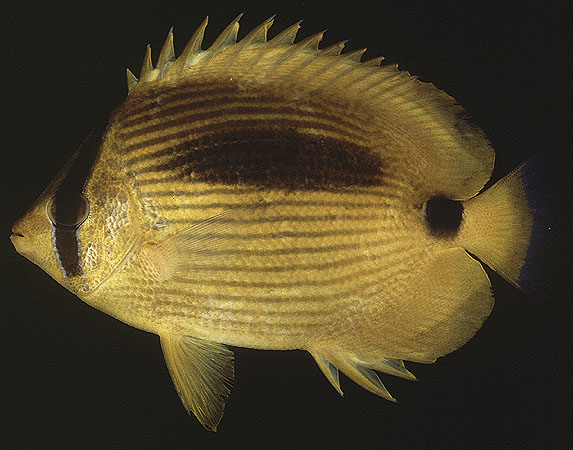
[11,16,539,430]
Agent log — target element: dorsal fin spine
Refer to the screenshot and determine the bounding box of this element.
[179,16,208,67]
[139,44,155,82]
[267,21,302,46]
[126,68,138,93]
[156,27,176,77]
[127,16,390,95]
[236,14,276,47]
[293,30,326,50]
[207,14,243,54]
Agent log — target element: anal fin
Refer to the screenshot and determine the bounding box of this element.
[370,358,417,381]
[160,334,234,431]
[311,352,343,396]
[310,351,398,401]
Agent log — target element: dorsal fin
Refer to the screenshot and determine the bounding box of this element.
[237,14,276,47]
[156,26,175,77]
[125,68,138,93]
[292,30,326,51]
[320,41,347,56]
[167,16,209,75]
[126,17,361,91]
[124,15,494,199]
[205,14,243,55]
[340,47,367,62]
[138,44,154,82]
[267,21,302,46]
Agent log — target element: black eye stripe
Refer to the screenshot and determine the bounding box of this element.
[53,122,106,278]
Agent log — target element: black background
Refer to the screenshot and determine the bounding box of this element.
[1,1,569,448]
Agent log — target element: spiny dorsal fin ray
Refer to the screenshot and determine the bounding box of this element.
[125,68,138,93]
[320,40,348,56]
[139,44,154,82]
[339,47,367,62]
[160,333,234,431]
[292,30,325,50]
[267,20,302,46]
[168,16,209,75]
[156,26,175,76]
[207,13,243,54]
[237,14,276,47]
[363,55,385,66]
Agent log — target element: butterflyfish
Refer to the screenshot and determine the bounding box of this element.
[11,16,547,431]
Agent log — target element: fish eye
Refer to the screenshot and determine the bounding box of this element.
[47,193,90,228]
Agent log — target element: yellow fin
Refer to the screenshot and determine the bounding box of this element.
[458,162,533,290]
[160,334,233,431]
[370,358,416,381]
[156,27,175,77]
[237,14,276,47]
[140,209,249,282]
[385,247,494,363]
[138,44,155,82]
[310,351,395,401]
[205,13,243,56]
[126,15,494,198]
[125,68,138,93]
[311,352,343,396]
[267,21,302,46]
[168,16,209,74]
[320,41,347,56]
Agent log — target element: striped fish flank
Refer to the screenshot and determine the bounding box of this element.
[11,15,540,432]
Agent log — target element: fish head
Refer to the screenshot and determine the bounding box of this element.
[11,123,141,297]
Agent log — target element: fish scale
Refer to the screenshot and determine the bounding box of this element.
[11,15,539,431]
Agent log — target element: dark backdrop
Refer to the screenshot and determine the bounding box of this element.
[1,1,569,448]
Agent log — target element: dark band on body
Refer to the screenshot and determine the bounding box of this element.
[133,128,386,190]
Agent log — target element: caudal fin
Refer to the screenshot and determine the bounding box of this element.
[458,154,557,295]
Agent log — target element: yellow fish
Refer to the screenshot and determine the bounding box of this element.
[10,16,541,430]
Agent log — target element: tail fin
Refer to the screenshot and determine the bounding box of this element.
[458,154,558,296]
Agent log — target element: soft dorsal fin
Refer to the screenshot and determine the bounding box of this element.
[160,334,234,431]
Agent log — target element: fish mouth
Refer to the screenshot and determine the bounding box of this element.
[10,227,25,240]
[10,228,28,255]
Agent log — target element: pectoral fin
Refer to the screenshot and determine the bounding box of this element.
[141,208,250,282]
[160,334,234,431]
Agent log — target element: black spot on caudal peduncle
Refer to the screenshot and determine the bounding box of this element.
[425,195,464,237]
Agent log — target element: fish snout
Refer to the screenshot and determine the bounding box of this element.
[10,227,34,257]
